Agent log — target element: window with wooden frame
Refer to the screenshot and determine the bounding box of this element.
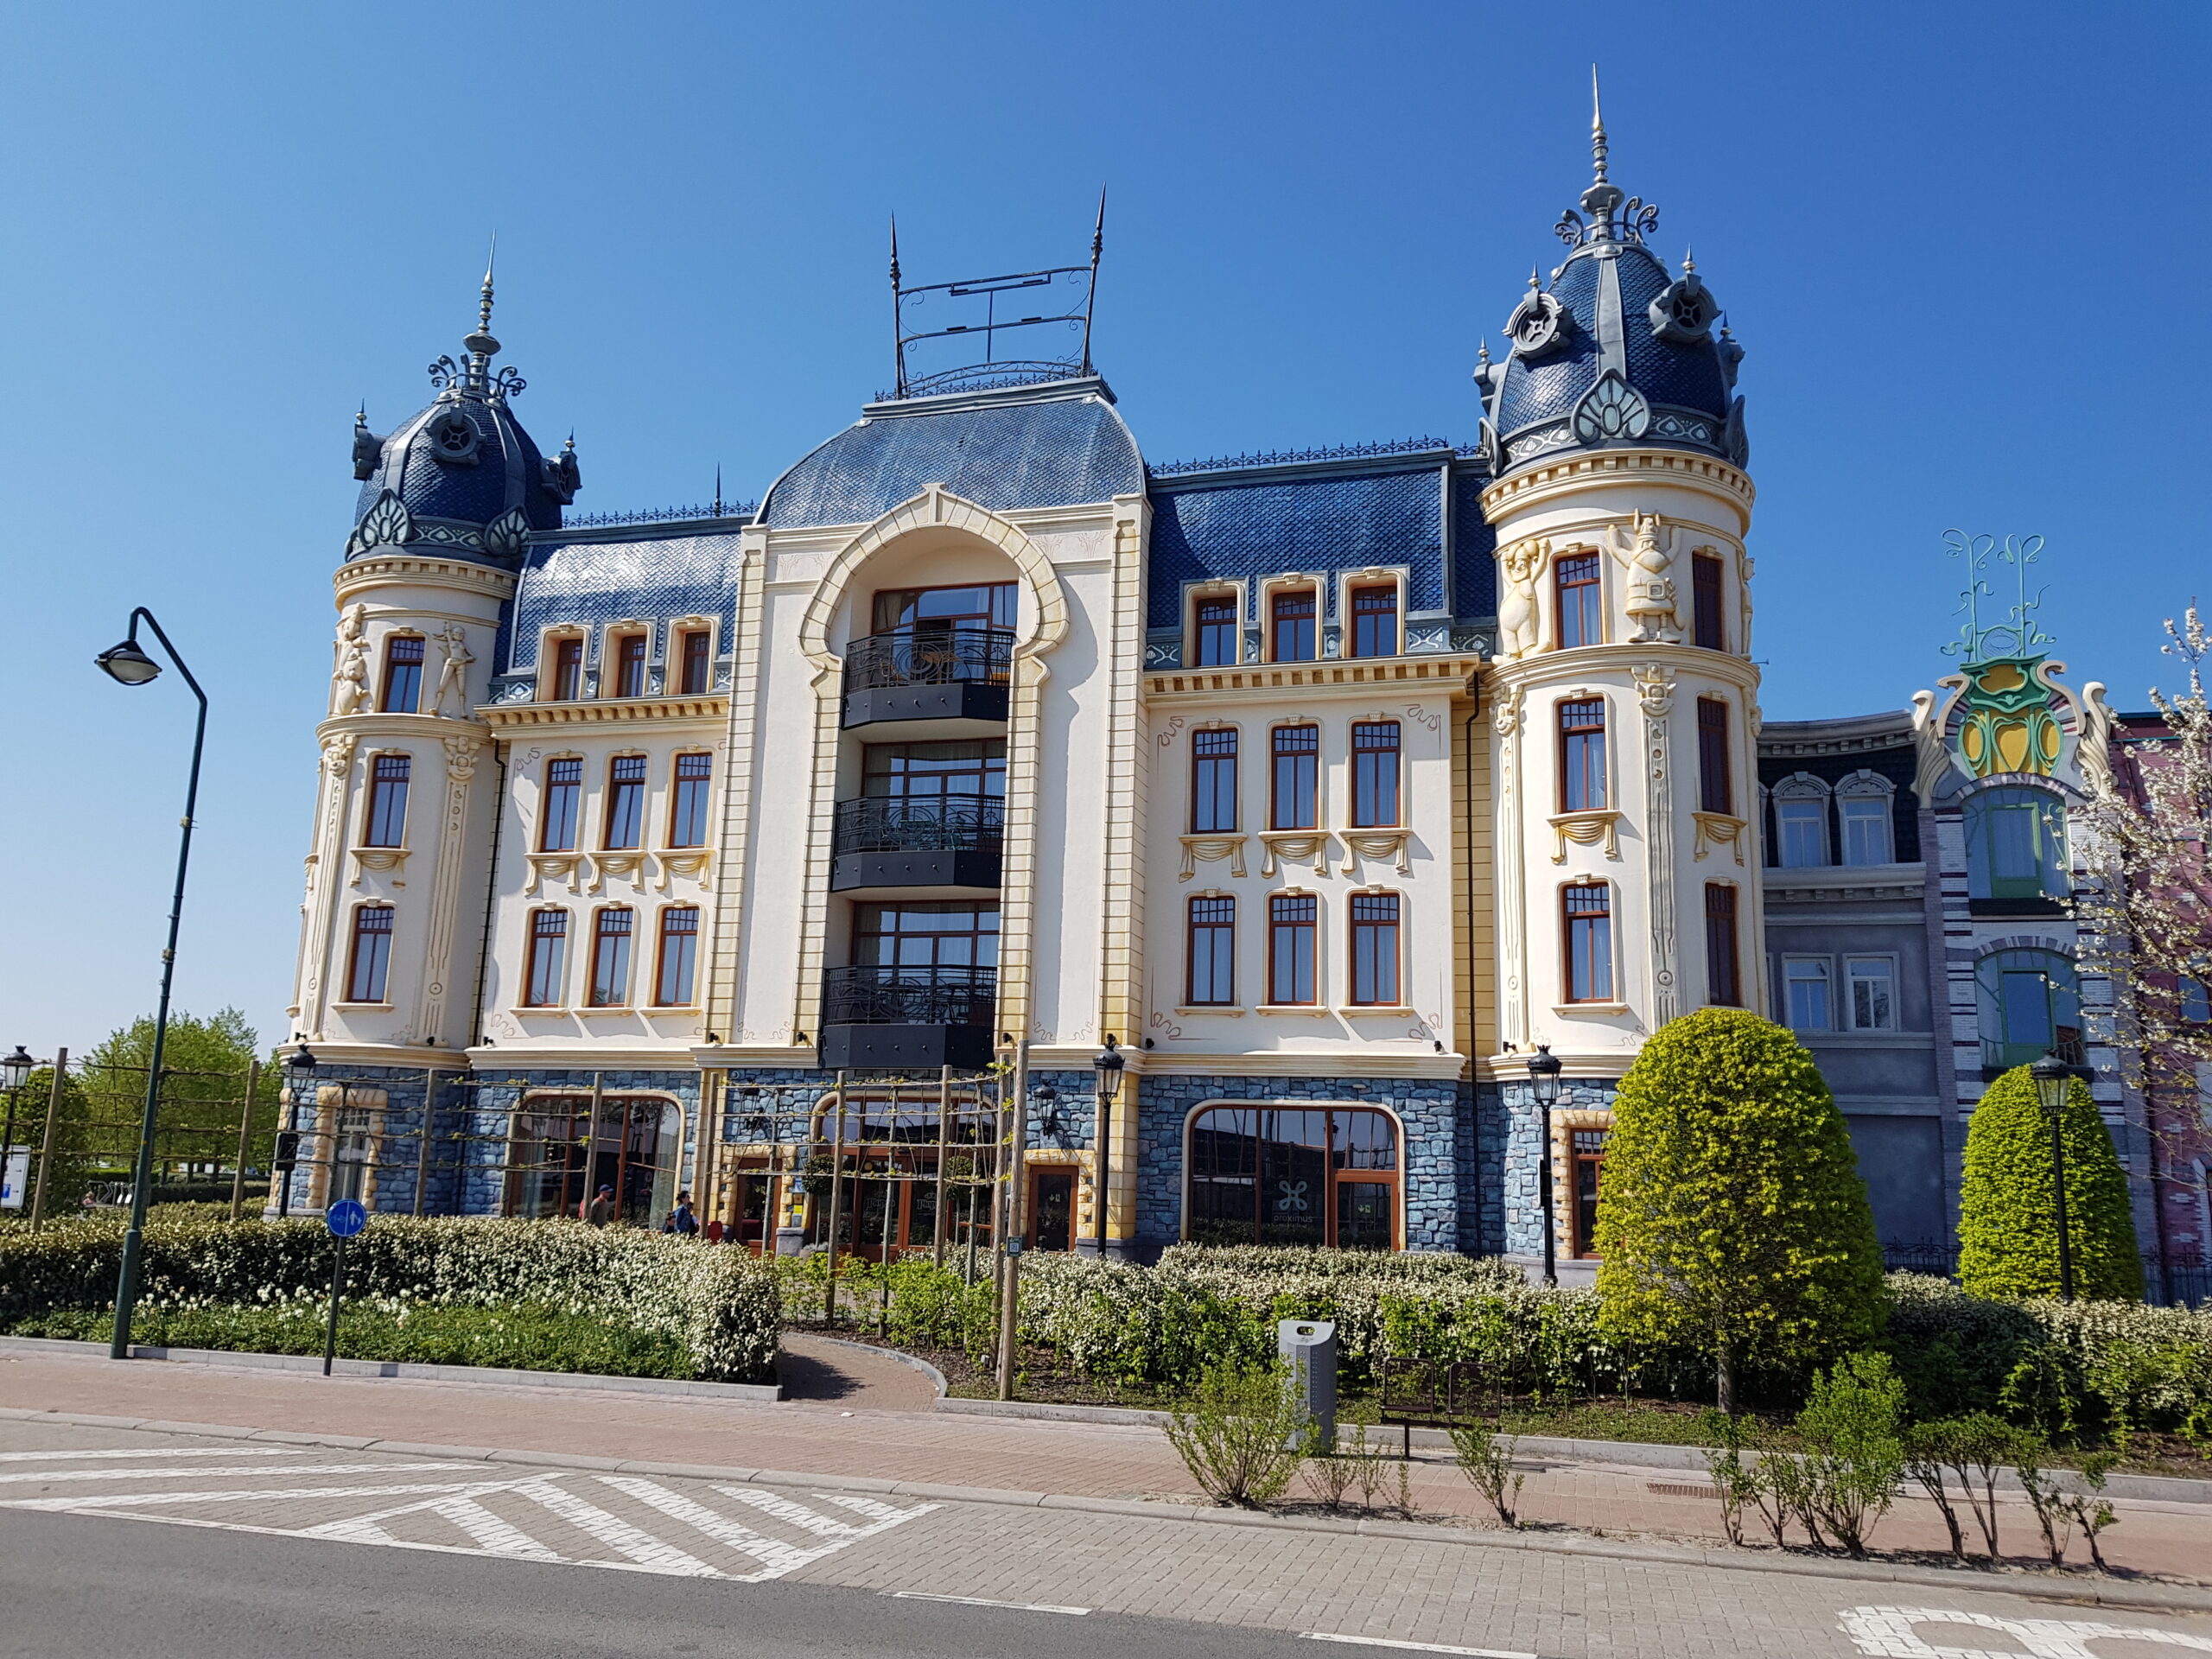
[1562,882,1613,1003]
[1692,553,1726,652]
[677,627,713,696]
[546,635,584,701]
[364,754,410,848]
[1270,725,1319,830]
[1192,594,1240,667]
[1349,891,1401,1006]
[1351,721,1401,827]
[654,907,699,1007]
[379,635,425,713]
[524,910,569,1007]
[1697,698,1733,816]
[1186,895,1236,1006]
[540,758,582,852]
[1568,1128,1608,1257]
[1555,552,1603,650]
[589,908,634,1007]
[1192,728,1238,833]
[1558,698,1607,813]
[1268,587,1318,663]
[603,755,648,850]
[1267,893,1319,1006]
[667,753,713,848]
[1349,583,1398,658]
[610,632,649,699]
[1186,1105,1398,1250]
[346,906,395,1002]
[1705,883,1741,1007]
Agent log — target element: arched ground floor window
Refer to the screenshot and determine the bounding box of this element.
[1975,948,2082,1071]
[1185,1104,1399,1250]
[504,1095,681,1226]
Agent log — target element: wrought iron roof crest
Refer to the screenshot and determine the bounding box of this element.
[1940,529,2056,664]
[889,194,1106,399]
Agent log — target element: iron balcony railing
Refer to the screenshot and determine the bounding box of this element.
[842,626,1014,691]
[821,965,997,1029]
[832,796,1006,856]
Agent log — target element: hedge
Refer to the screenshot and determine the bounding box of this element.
[1960,1066,2144,1302]
[0,1215,780,1384]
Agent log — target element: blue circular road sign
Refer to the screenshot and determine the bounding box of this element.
[325,1199,367,1238]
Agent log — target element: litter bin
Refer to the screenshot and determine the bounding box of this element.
[1278,1318,1337,1444]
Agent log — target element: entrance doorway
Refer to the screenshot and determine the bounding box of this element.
[1569,1128,1608,1257]
[1030,1167,1075,1251]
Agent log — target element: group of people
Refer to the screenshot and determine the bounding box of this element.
[577,1185,737,1241]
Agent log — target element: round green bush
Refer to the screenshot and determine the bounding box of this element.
[1593,1008,1887,1405]
[1959,1067,2142,1302]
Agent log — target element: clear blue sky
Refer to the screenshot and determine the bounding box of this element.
[2,0,2203,1058]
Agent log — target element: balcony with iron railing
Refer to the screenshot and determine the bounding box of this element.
[817,965,998,1071]
[830,796,1005,893]
[840,627,1014,731]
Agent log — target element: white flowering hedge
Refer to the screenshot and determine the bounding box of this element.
[0,1216,779,1385]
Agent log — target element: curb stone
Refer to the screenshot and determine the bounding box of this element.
[3,1405,2208,1614]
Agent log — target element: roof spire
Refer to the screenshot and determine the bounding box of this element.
[1682,245,1696,273]
[1590,65,1609,185]
[713,465,724,518]
[463,234,500,391]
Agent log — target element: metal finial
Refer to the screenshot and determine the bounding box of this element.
[355,404,367,427]
[713,465,724,518]
[888,214,900,289]
[480,234,497,334]
[1590,65,1608,183]
[1682,245,1696,273]
[1528,264,1541,290]
[1477,339,1491,367]
[1090,186,1106,264]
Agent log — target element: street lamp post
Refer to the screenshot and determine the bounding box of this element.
[1,1046,33,1213]
[279,1046,318,1219]
[2029,1051,2077,1303]
[1526,1045,1563,1288]
[96,611,208,1360]
[1090,1037,1125,1260]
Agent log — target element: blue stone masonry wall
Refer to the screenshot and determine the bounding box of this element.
[270,1065,474,1217]
[1495,1077,1619,1256]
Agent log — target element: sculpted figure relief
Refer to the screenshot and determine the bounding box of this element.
[331,603,370,716]
[1497,538,1548,659]
[434,623,475,718]
[1609,511,1681,645]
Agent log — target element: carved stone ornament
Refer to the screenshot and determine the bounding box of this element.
[434,626,476,719]
[1692,811,1747,864]
[1496,539,1549,661]
[656,848,712,891]
[1572,372,1652,445]
[346,489,414,559]
[1258,830,1332,878]
[589,850,652,894]
[1505,283,1571,359]
[330,605,371,717]
[321,731,358,775]
[523,851,587,897]
[1549,809,1622,863]
[1648,270,1719,343]
[348,846,409,887]
[1493,688,1524,738]
[1610,512,1681,645]
[2076,681,2118,798]
[1632,662,1676,719]
[441,734,485,781]
[1340,829,1414,876]
[1179,833,1248,881]
[483,505,530,560]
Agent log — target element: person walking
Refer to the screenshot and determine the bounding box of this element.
[663,1190,699,1236]
[584,1185,616,1227]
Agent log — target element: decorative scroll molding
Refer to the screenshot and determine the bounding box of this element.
[348,846,409,887]
[524,851,587,896]
[656,847,713,891]
[417,731,486,1047]
[1692,810,1747,864]
[1339,828,1414,876]
[1548,810,1621,863]
[1259,830,1332,877]
[1179,833,1248,880]
[590,850,652,894]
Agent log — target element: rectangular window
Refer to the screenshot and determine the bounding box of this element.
[1556,553,1603,650]
[1697,699,1733,816]
[1351,721,1401,827]
[589,909,634,1007]
[548,636,584,701]
[604,755,648,849]
[1192,728,1239,834]
[852,902,1000,969]
[1558,699,1607,813]
[379,635,424,713]
[540,758,582,852]
[1563,883,1613,1003]
[1269,588,1317,663]
[678,629,712,696]
[1194,595,1239,666]
[1268,893,1318,1005]
[1776,798,1828,867]
[873,582,1018,633]
[1784,958,1833,1032]
[1705,884,1741,1007]
[1846,957,1897,1031]
[1187,896,1236,1006]
[1270,725,1319,830]
[612,632,649,698]
[364,754,410,847]
[668,753,712,847]
[524,911,568,1007]
[654,907,699,1007]
[1692,553,1726,652]
[346,906,394,1002]
[1350,584,1398,658]
[1839,796,1893,866]
[1350,892,1401,1006]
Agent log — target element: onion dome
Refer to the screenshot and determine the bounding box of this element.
[1475,78,1746,480]
[344,257,578,567]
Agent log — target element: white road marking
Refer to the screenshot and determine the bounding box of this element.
[1300,1635,1538,1659]
[891,1591,1091,1616]
[508,1477,719,1576]
[0,1460,465,1485]
[6,1481,512,1513]
[595,1478,817,1577]
[0,1446,308,1463]
[710,1484,871,1537]
[1840,1606,2212,1657]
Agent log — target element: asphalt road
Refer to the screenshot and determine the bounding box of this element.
[0,1509,1320,1659]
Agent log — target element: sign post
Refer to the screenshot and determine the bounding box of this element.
[321,1198,366,1376]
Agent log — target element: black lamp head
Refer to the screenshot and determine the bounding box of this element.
[95,639,162,686]
[1,1046,33,1090]
[1525,1043,1564,1107]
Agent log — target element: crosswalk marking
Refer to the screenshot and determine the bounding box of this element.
[595,1478,816,1576]
[507,1478,719,1576]
[712,1484,871,1537]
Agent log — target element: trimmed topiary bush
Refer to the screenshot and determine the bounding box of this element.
[1593,1007,1888,1409]
[1959,1066,2142,1303]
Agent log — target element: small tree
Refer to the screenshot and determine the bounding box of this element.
[1958,1067,2142,1302]
[85,1007,280,1177]
[1594,1008,1887,1412]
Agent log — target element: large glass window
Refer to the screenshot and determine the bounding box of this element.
[1350,892,1401,1006]
[604,755,648,850]
[864,740,1006,802]
[540,759,582,852]
[668,753,713,848]
[1776,796,1828,867]
[1706,884,1741,1007]
[1784,958,1832,1032]
[873,582,1017,633]
[1698,699,1733,816]
[1350,584,1398,658]
[1268,893,1318,1006]
[1271,725,1319,830]
[380,635,424,713]
[853,903,1001,970]
[1194,595,1239,666]
[1186,1105,1399,1249]
[524,910,568,1007]
[1692,553,1726,652]
[364,754,410,848]
[1563,883,1612,1003]
[1192,729,1238,833]
[1556,552,1603,649]
[1846,956,1896,1031]
[1840,794,1894,866]
[654,907,699,1007]
[1977,949,2082,1069]
[1559,699,1607,812]
[1351,721,1400,827]
[1966,786,2069,899]
[503,1096,679,1227]
[589,909,634,1007]
[346,906,394,1002]
[1269,588,1317,663]
[1187,896,1236,1006]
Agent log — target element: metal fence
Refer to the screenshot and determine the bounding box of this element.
[1881,1237,2209,1308]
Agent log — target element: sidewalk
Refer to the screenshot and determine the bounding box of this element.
[3,1340,2208,1584]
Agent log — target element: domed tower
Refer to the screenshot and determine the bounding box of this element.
[1478,86,1761,1260]
[291,262,579,1080]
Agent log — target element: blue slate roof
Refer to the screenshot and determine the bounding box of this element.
[761,379,1144,529]
[505,533,741,673]
[354,394,566,543]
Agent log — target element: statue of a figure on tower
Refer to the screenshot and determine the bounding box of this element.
[331,603,371,715]
[1613,512,1681,644]
[433,622,475,718]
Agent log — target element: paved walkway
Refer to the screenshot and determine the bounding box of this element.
[1,1345,2208,1583]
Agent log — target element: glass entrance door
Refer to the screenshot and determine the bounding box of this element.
[1030,1168,1075,1251]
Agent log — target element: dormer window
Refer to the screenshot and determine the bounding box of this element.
[611,632,649,699]
[1193,595,1239,666]
[677,628,713,696]
[1349,585,1398,658]
[547,637,584,702]
[1269,588,1317,663]
[379,635,425,714]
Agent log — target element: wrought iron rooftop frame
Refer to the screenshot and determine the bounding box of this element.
[888,194,1104,400]
[561,501,759,530]
[1147,436,1468,478]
